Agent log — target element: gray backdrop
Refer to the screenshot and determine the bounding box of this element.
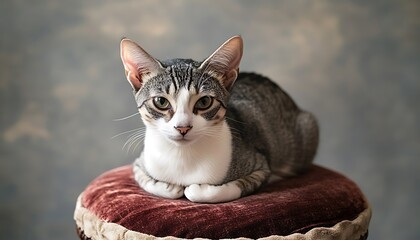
[1,1,419,239]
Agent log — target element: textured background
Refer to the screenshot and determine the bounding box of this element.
[1,1,419,239]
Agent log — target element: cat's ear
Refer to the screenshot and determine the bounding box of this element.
[199,36,243,91]
[120,38,163,91]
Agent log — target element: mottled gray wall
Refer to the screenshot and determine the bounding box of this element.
[1,0,419,239]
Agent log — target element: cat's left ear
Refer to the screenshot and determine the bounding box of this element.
[120,38,163,92]
[199,36,243,91]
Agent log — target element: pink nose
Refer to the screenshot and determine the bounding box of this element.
[175,126,192,136]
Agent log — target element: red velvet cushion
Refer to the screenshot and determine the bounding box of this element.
[81,165,367,239]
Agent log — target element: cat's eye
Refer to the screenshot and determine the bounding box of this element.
[194,96,213,111]
[153,97,171,110]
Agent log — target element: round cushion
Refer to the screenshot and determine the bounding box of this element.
[74,165,371,239]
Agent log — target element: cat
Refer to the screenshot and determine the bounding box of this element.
[119,36,319,203]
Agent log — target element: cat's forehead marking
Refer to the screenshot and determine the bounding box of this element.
[168,63,195,92]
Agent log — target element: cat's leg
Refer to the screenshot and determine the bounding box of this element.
[133,159,184,199]
[185,157,270,203]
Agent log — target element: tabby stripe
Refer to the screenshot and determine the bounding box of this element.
[187,64,194,90]
[175,67,183,90]
[145,104,166,119]
[202,104,222,120]
[184,64,190,86]
[235,170,270,197]
[164,84,170,94]
[170,66,179,92]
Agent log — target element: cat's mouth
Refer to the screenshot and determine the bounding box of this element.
[167,135,194,145]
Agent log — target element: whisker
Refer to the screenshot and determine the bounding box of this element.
[225,117,247,125]
[128,134,145,153]
[125,138,138,153]
[111,127,144,139]
[228,126,243,136]
[196,128,220,138]
[132,137,145,153]
[126,129,145,140]
[122,131,145,151]
[196,126,242,141]
[113,112,140,121]
[122,138,133,151]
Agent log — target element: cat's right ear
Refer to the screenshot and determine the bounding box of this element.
[199,36,243,91]
[120,38,163,91]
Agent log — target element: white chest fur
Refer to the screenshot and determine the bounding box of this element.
[142,121,232,186]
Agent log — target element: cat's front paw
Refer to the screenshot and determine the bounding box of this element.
[184,183,242,203]
[142,181,185,199]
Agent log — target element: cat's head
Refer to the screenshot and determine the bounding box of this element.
[120,36,243,145]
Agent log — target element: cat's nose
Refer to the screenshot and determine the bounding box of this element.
[175,126,192,136]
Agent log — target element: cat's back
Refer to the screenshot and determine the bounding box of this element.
[226,72,318,178]
[228,72,300,124]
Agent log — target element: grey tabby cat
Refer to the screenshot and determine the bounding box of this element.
[120,36,318,203]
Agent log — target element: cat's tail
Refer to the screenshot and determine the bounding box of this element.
[273,111,319,178]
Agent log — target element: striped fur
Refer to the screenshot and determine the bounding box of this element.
[120,36,319,203]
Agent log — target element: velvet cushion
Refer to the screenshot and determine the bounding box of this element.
[74,165,371,239]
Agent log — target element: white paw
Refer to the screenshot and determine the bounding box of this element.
[142,181,184,199]
[184,183,242,203]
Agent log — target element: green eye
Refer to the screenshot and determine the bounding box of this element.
[195,96,213,110]
[153,97,171,110]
